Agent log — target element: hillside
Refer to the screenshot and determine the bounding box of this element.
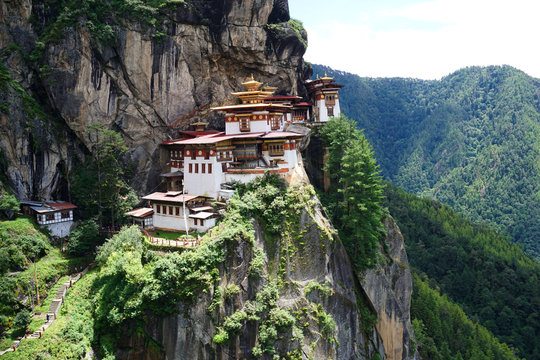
[312,64,540,259]
[385,184,540,359]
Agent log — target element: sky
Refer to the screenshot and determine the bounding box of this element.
[289,0,540,80]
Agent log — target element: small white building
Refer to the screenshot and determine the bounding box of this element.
[21,200,77,238]
[141,192,216,232]
[126,207,154,228]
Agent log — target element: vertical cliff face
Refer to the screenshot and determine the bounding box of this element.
[362,217,420,360]
[116,171,386,360]
[0,0,309,198]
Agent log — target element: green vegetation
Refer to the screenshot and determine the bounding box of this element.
[0,216,88,345]
[72,124,138,227]
[66,220,100,256]
[385,184,540,359]
[0,217,50,275]
[313,64,540,259]
[0,190,19,220]
[319,115,386,271]
[411,274,519,360]
[1,270,98,360]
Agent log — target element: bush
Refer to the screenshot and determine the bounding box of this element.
[66,220,100,256]
[13,309,30,333]
[0,193,19,220]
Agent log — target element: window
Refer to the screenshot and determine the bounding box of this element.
[268,143,284,156]
[189,163,192,173]
[176,207,180,216]
[195,163,199,173]
[239,117,250,132]
[208,164,212,174]
[169,206,173,215]
[204,151,209,160]
[327,106,333,116]
[270,117,279,130]
[46,213,55,221]
[191,150,196,159]
[200,219,205,226]
[156,204,161,214]
[61,211,70,219]
[202,163,206,173]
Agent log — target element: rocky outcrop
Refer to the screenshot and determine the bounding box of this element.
[0,0,309,198]
[116,178,386,359]
[362,217,420,360]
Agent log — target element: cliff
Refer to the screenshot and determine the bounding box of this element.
[1,1,419,359]
[110,168,417,360]
[0,0,309,199]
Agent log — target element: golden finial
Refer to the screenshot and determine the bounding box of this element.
[250,74,254,81]
[316,74,319,79]
[325,72,327,77]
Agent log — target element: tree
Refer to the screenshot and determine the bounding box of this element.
[13,309,30,335]
[73,124,135,227]
[319,115,386,271]
[66,219,100,256]
[0,192,19,220]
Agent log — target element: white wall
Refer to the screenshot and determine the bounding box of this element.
[224,172,263,184]
[153,213,188,231]
[316,99,329,122]
[183,156,222,198]
[191,218,216,233]
[46,221,73,238]
[333,99,341,118]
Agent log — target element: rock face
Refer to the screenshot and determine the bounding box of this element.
[0,0,309,199]
[116,174,386,360]
[362,217,420,360]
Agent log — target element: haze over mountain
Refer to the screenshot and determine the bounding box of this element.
[312,64,540,259]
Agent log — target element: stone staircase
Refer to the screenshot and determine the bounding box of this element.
[0,267,90,356]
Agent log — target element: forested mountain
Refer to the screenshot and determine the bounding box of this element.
[385,185,540,360]
[312,64,540,259]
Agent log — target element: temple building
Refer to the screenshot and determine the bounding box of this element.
[305,73,344,123]
[134,74,343,234]
[161,76,305,199]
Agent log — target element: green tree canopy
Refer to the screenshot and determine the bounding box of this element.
[319,115,386,271]
[72,124,136,227]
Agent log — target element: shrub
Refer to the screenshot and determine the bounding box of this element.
[66,220,100,256]
[13,309,31,333]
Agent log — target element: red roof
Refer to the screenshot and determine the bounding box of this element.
[48,202,77,210]
[294,102,311,106]
[179,130,222,138]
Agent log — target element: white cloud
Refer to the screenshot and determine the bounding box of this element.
[304,0,540,79]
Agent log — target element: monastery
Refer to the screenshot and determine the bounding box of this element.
[129,74,343,233]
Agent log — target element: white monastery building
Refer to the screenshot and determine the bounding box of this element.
[132,74,343,233]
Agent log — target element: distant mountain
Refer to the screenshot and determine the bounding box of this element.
[312,64,540,259]
[385,184,540,359]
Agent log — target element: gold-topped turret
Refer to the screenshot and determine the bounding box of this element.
[241,74,262,91]
[321,72,334,80]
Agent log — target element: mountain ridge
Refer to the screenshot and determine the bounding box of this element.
[312,63,540,259]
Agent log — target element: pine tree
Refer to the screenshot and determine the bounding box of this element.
[320,115,386,271]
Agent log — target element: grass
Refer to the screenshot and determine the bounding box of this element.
[1,270,98,360]
[0,216,43,237]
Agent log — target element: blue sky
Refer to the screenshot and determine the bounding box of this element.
[289,0,540,79]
